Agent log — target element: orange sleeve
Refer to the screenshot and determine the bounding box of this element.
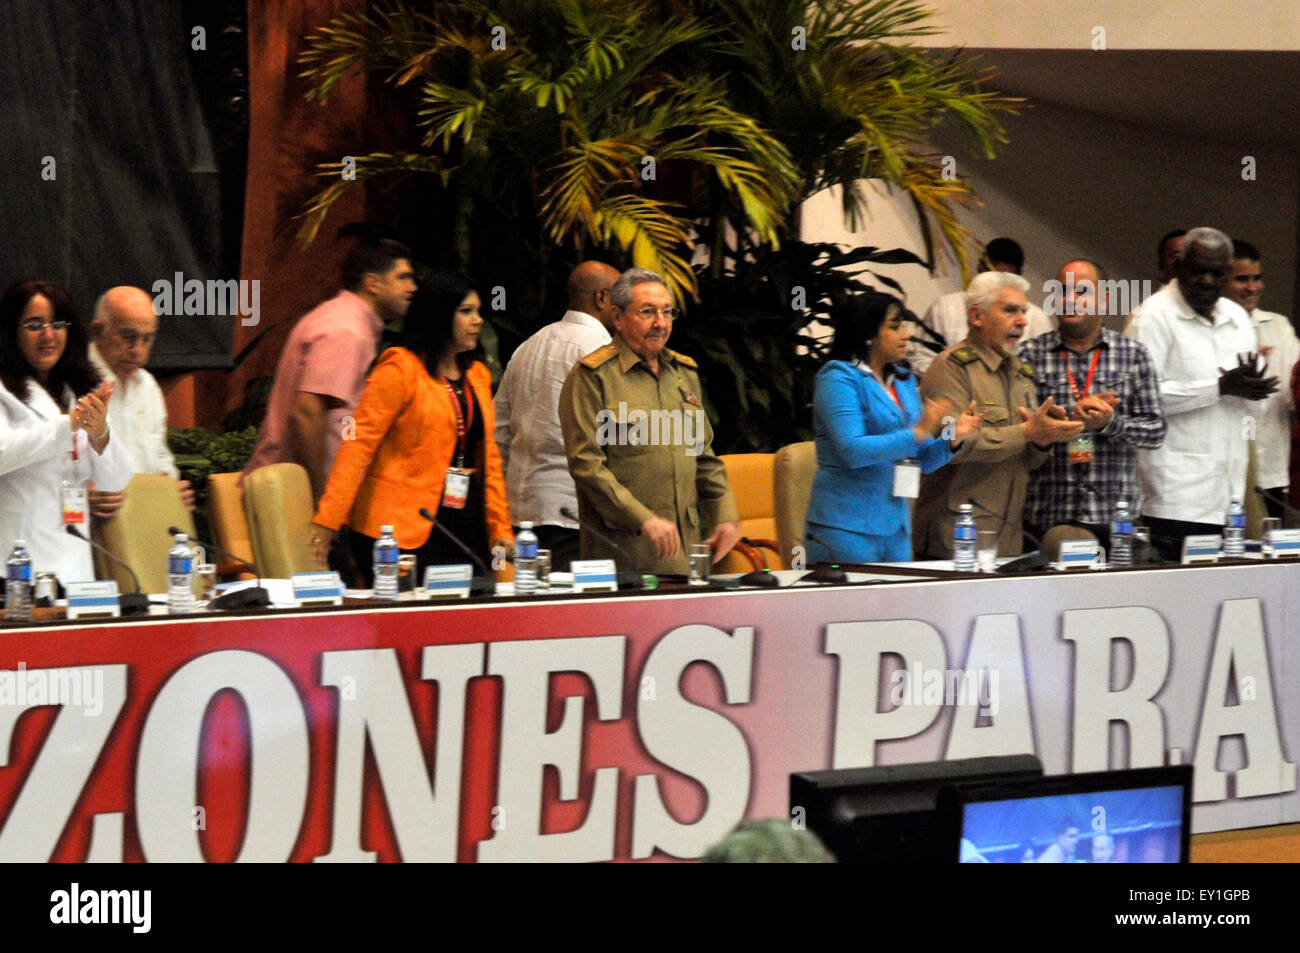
[313,349,413,531]
[471,362,514,545]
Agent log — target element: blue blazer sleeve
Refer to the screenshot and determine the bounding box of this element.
[815,362,922,469]
[895,374,954,473]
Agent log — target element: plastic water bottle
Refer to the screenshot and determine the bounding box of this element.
[515,522,538,595]
[373,525,400,601]
[953,504,977,572]
[1110,500,1133,568]
[1224,498,1245,558]
[5,540,33,623]
[167,532,196,614]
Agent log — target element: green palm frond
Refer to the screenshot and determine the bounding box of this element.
[296,153,450,245]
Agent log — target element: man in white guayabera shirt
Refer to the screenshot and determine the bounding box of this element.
[1125,227,1278,560]
[494,260,620,570]
[86,286,194,519]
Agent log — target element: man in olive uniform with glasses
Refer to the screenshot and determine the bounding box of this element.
[559,267,739,575]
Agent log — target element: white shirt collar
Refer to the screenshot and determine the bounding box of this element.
[560,310,608,333]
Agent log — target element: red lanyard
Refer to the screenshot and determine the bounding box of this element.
[442,378,474,455]
[1062,348,1100,401]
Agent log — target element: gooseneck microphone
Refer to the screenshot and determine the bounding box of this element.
[65,525,151,615]
[559,506,654,589]
[964,498,1049,574]
[418,507,497,595]
[167,526,270,610]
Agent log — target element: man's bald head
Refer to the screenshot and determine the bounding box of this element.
[567,260,620,330]
[93,286,159,380]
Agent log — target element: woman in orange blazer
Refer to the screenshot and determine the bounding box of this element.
[311,271,512,585]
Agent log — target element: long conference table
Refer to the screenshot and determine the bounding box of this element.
[1,557,1298,863]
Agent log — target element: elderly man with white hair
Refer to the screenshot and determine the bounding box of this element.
[87,286,194,518]
[913,271,1082,558]
[1125,226,1277,560]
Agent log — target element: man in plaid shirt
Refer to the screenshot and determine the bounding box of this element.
[1020,259,1166,549]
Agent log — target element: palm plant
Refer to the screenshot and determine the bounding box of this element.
[292,0,1021,451]
[298,0,800,303]
[682,0,1019,279]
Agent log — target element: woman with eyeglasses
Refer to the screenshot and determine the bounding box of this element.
[310,271,513,585]
[804,290,982,564]
[0,280,133,585]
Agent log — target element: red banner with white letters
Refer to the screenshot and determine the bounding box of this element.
[1,564,1298,861]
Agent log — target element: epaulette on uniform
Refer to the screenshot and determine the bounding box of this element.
[669,349,698,369]
[1018,361,1036,380]
[580,343,618,368]
[951,346,978,365]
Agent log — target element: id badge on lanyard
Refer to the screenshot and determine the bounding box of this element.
[1064,348,1100,465]
[63,432,88,529]
[441,379,476,510]
[893,458,921,498]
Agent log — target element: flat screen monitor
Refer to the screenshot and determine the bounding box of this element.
[790,754,1043,863]
[940,765,1192,863]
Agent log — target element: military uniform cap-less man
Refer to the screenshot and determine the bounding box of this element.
[913,272,1083,557]
[558,267,739,574]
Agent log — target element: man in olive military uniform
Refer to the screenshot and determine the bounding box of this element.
[559,267,740,575]
[913,272,1084,557]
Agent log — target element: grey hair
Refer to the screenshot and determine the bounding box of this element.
[1180,226,1232,258]
[964,270,1030,316]
[610,266,668,311]
[700,819,837,863]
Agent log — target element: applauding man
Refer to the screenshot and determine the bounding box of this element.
[1021,260,1165,548]
[914,272,1082,557]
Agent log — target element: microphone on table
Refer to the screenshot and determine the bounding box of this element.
[167,526,270,610]
[559,506,656,589]
[964,498,1049,574]
[418,507,497,596]
[1254,485,1300,522]
[65,525,151,615]
[796,530,849,585]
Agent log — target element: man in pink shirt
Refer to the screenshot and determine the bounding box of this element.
[242,238,416,501]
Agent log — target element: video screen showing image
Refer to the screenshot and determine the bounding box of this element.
[959,784,1184,863]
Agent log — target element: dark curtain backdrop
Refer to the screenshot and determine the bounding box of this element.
[0,0,247,371]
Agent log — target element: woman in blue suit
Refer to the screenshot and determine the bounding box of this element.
[805,291,982,564]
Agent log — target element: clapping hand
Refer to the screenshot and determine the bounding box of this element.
[1219,352,1279,400]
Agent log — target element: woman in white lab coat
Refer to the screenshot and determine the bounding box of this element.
[0,280,133,584]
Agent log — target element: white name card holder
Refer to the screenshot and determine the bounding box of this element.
[571,559,619,593]
[66,581,121,620]
[1056,539,1100,571]
[292,571,345,607]
[1181,534,1222,565]
[1269,528,1300,559]
[424,564,472,600]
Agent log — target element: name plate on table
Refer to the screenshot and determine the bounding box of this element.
[1181,534,1222,565]
[292,571,344,606]
[1056,538,1099,570]
[1268,528,1300,558]
[424,564,472,600]
[66,580,120,619]
[571,559,618,593]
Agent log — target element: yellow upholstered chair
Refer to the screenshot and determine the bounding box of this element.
[774,441,817,569]
[93,473,198,594]
[243,463,315,578]
[716,453,781,573]
[207,472,257,579]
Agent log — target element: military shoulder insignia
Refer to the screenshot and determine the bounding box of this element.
[668,348,698,369]
[951,346,978,365]
[1018,361,1037,380]
[580,343,618,368]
